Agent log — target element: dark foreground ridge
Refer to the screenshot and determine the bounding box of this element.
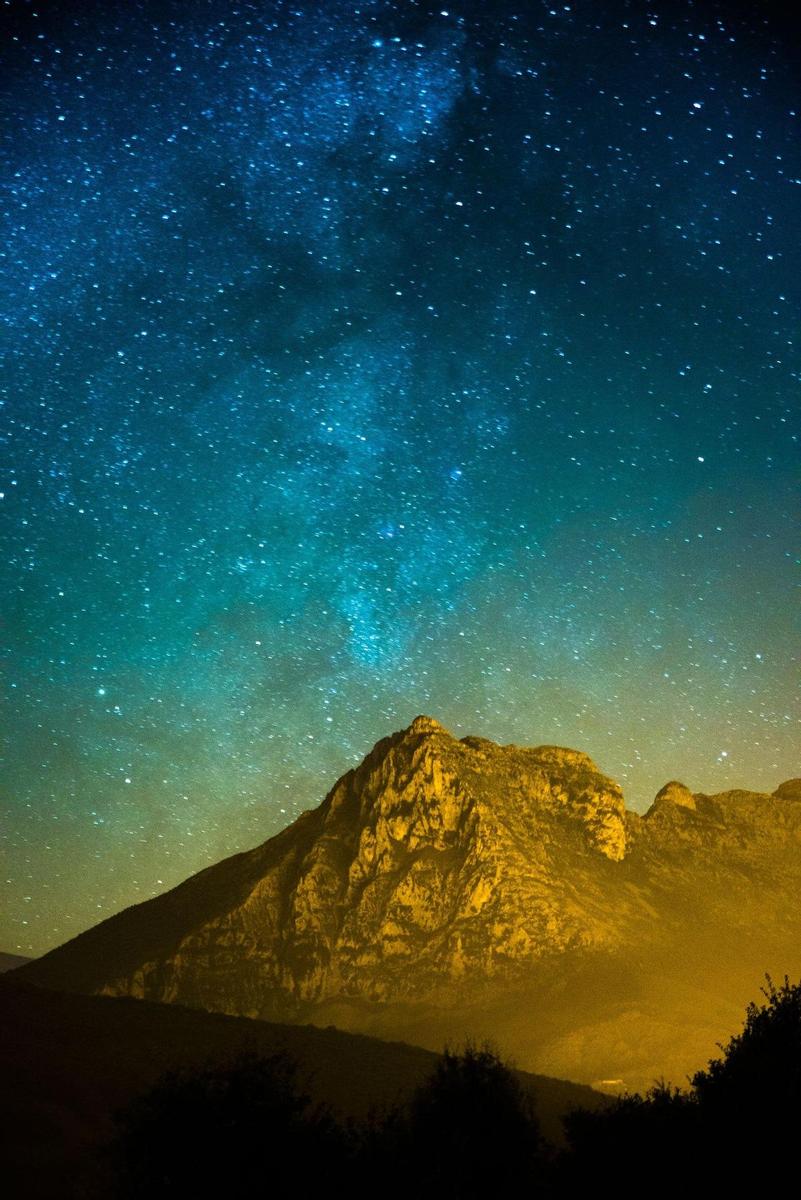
[0,974,603,1197]
[5,972,800,1198]
[0,950,31,973]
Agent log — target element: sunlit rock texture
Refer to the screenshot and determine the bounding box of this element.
[19,717,801,1093]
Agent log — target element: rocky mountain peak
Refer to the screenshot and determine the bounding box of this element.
[336,718,628,862]
[16,720,801,1098]
[774,779,801,802]
[405,714,451,738]
[650,780,697,813]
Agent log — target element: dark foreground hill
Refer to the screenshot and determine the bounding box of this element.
[17,716,801,1092]
[0,977,604,1199]
[0,951,31,973]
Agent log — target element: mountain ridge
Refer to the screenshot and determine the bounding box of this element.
[0,951,32,973]
[16,715,801,1092]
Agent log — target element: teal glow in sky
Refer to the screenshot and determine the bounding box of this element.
[2,0,799,955]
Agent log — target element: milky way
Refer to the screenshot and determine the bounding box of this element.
[2,0,799,954]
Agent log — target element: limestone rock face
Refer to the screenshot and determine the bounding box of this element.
[651,780,697,811]
[774,779,801,803]
[18,717,801,1095]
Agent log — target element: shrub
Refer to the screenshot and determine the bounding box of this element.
[111,1051,344,1198]
[401,1039,543,1198]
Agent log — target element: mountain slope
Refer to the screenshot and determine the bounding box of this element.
[17,716,801,1092]
[0,951,32,973]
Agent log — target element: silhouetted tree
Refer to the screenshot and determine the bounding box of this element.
[691,974,801,1184]
[397,1039,544,1199]
[694,974,801,1105]
[560,1080,699,1198]
[110,1051,346,1199]
[108,974,801,1200]
[560,975,801,1198]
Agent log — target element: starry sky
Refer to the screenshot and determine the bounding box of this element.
[2,0,799,956]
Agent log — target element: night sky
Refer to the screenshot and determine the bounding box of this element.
[2,0,799,956]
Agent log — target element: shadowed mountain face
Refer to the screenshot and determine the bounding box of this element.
[17,717,801,1092]
[0,952,31,973]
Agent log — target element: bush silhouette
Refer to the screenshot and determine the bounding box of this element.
[108,978,801,1200]
[398,1039,543,1198]
[111,1050,345,1198]
[111,1040,544,1200]
[561,1080,698,1198]
[693,973,801,1105]
[560,975,801,1197]
[690,974,801,1179]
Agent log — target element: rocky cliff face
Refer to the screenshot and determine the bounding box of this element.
[18,716,801,1093]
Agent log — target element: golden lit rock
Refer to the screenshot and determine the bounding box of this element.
[18,715,801,1095]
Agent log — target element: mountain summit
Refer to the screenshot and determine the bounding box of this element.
[18,717,801,1092]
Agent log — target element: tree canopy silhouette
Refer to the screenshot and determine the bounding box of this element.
[111,1039,544,1200]
[561,974,801,1197]
[111,1050,344,1199]
[690,974,801,1177]
[400,1039,543,1198]
[108,977,801,1199]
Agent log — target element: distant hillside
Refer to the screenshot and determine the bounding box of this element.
[0,951,31,973]
[0,977,604,1198]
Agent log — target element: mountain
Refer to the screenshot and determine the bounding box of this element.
[16,716,801,1093]
[0,951,31,973]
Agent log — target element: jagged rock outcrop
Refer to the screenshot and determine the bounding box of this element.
[17,717,801,1094]
[19,717,630,1009]
[650,780,697,811]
